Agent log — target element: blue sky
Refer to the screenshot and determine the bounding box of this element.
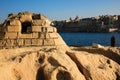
[0,0,120,23]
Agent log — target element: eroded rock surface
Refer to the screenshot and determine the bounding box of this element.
[0,47,120,80]
[0,47,85,80]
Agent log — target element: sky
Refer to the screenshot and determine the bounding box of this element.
[0,0,120,23]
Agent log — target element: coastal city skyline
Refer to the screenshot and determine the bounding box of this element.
[0,0,120,23]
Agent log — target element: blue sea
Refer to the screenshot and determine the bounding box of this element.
[59,33,120,47]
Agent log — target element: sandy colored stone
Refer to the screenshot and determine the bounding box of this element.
[46,27,54,33]
[31,39,38,45]
[7,26,21,32]
[20,14,32,22]
[32,33,39,38]
[67,46,120,80]
[49,33,59,38]
[18,39,24,46]
[37,39,43,45]
[24,39,31,46]
[32,20,45,26]
[0,47,85,80]
[53,27,57,32]
[0,46,119,80]
[43,39,55,46]
[9,19,21,26]
[32,26,42,32]
[0,12,68,49]
[20,34,32,38]
[5,32,18,39]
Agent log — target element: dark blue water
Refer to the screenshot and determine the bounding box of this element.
[59,33,120,47]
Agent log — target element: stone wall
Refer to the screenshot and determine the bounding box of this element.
[0,12,67,49]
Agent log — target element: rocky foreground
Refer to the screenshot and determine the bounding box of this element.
[0,46,120,80]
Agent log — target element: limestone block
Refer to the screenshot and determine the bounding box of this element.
[40,33,45,39]
[45,33,50,38]
[9,19,21,26]
[54,38,66,45]
[32,20,44,26]
[49,33,58,39]
[18,39,24,46]
[25,39,31,46]
[5,32,17,39]
[7,26,21,32]
[31,39,38,45]
[32,39,43,46]
[32,26,42,32]
[43,39,55,46]
[9,39,15,46]
[46,27,54,33]
[4,39,14,47]
[41,27,47,32]
[37,39,43,45]
[53,27,57,32]
[44,19,51,26]
[40,33,50,39]
[20,15,32,22]
[32,33,39,38]
[40,15,47,20]
[20,34,32,38]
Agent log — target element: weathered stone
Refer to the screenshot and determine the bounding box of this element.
[49,33,58,39]
[4,39,13,47]
[37,39,43,45]
[41,27,47,32]
[40,33,45,39]
[0,12,68,49]
[18,39,24,46]
[5,32,17,39]
[20,14,32,22]
[32,26,42,32]
[43,39,55,46]
[32,33,39,38]
[31,39,39,46]
[53,27,57,32]
[20,34,32,38]
[24,39,31,46]
[7,26,21,32]
[40,14,47,20]
[31,39,37,45]
[45,33,50,39]
[46,27,54,33]
[54,38,66,45]
[40,33,50,39]
[32,20,44,26]
[9,19,21,26]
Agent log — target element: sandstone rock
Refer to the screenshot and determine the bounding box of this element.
[0,46,120,80]
[0,47,85,80]
[66,50,120,80]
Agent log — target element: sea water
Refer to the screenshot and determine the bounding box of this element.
[60,33,120,47]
